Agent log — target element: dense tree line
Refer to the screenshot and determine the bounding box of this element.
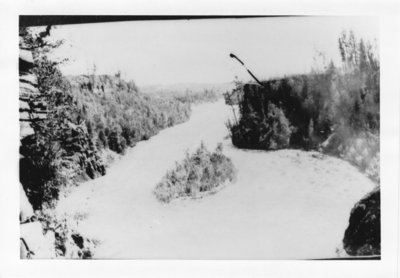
[68,75,191,155]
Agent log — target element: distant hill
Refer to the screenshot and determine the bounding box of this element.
[140,82,235,96]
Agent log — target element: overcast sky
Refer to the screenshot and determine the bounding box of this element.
[47,16,379,87]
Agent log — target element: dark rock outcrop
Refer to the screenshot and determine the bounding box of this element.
[230,75,333,151]
[229,75,380,181]
[19,41,39,138]
[71,233,84,249]
[343,187,380,256]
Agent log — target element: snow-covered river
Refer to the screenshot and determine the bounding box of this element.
[56,99,375,259]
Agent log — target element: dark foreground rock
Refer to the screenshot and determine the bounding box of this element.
[343,187,380,256]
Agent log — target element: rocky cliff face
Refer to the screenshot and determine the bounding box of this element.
[19,37,43,138]
[19,34,56,259]
[343,187,380,256]
[230,76,379,182]
[232,76,332,150]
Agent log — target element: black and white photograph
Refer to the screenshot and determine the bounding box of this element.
[1,1,399,277]
[18,15,381,260]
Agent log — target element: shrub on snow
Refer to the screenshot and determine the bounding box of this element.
[154,142,236,203]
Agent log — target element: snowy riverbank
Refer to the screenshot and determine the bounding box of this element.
[55,100,375,259]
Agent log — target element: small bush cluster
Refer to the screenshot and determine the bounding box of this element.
[39,209,98,259]
[224,76,244,105]
[154,143,237,203]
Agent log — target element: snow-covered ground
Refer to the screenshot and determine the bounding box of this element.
[55,100,375,259]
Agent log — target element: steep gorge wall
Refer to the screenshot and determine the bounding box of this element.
[19,35,56,259]
[19,38,43,138]
[231,75,333,150]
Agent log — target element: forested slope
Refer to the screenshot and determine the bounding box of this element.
[67,75,191,155]
[227,31,380,182]
[20,27,191,211]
